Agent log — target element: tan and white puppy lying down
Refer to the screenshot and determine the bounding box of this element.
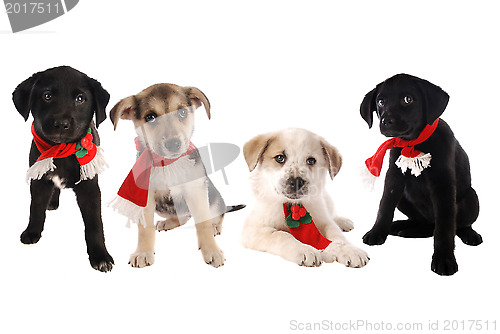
[242,128,369,268]
[110,83,243,268]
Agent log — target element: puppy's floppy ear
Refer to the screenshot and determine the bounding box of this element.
[87,76,110,128]
[360,87,377,128]
[109,96,137,130]
[12,72,39,121]
[416,78,450,124]
[243,133,275,172]
[320,139,342,179]
[185,86,211,119]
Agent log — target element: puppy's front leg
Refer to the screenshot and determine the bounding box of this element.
[303,200,369,268]
[180,178,225,268]
[429,172,458,276]
[47,187,60,211]
[129,192,156,268]
[73,178,114,272]
[242,223,322,267]
[321,224,370,268]
[21,179,54,244]
[363,153,407,245]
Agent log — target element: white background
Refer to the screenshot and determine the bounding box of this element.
[1,1,499,333]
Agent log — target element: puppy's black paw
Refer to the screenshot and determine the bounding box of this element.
[362,229,388,245]
[20,230,42,244]
[47,199,59,211]
[431,252,458,276]
[89,252,114,272]
[456,227,483,246]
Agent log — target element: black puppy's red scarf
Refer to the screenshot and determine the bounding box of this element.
[27,123,107,183]
[366,119,439,177]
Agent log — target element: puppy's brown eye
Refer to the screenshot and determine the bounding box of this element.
[274,154,286,164]
[145,112,157,123]
[403,95,413,104]
[43,92,52,102]
[306,157,316,166]
[75,94,86,105]
[377,98,385,107]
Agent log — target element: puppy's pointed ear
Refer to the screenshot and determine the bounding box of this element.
[109,96,137,130]
[416,79,449,124]
[360,87,377,128]
[186,86,211,119]
[87,76,110,128]
[321,139,342,179]
[12,73,39,121]
[243,133,275,172]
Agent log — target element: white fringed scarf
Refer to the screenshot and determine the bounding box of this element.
[27,123,107,183]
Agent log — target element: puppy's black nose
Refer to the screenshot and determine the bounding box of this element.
[381,117,393,126]
[54,119,70,130]
[288,177,305,191]
[165,138,181,152]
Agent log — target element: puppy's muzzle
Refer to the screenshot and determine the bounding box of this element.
[282,176,308,199]
[164,138,182,154]
[380,115,409,137]
[287,177,305,191]
[54,118,71,131]
[45,117,76,142]
[381,116,394,126]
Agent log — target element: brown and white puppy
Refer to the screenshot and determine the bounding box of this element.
[242,128,369,267]
[110,83,242,268]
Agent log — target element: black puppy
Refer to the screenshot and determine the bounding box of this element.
[360,73,481,276]
[13,66,114,272]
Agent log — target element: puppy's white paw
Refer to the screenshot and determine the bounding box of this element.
[200,246,225,268]
[213,221,223,236]
[335,217,354,232]
[322,244,369,268]
[156,218,180,232]
[292,245,323,267]
[129,252,155,268]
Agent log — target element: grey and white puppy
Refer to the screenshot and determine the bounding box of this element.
[110,83,243,268]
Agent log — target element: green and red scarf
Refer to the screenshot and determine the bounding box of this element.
[27,123,107,183]
[283,203,331,250]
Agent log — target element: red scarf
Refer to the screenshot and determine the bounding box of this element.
[32,124,96,165]
[283,203,331,250]
[27,123,105,182]
[117,139,195,207]
[110,138,195,226]
[365,119,439,177]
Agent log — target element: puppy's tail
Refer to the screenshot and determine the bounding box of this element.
[226,204,246,213]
